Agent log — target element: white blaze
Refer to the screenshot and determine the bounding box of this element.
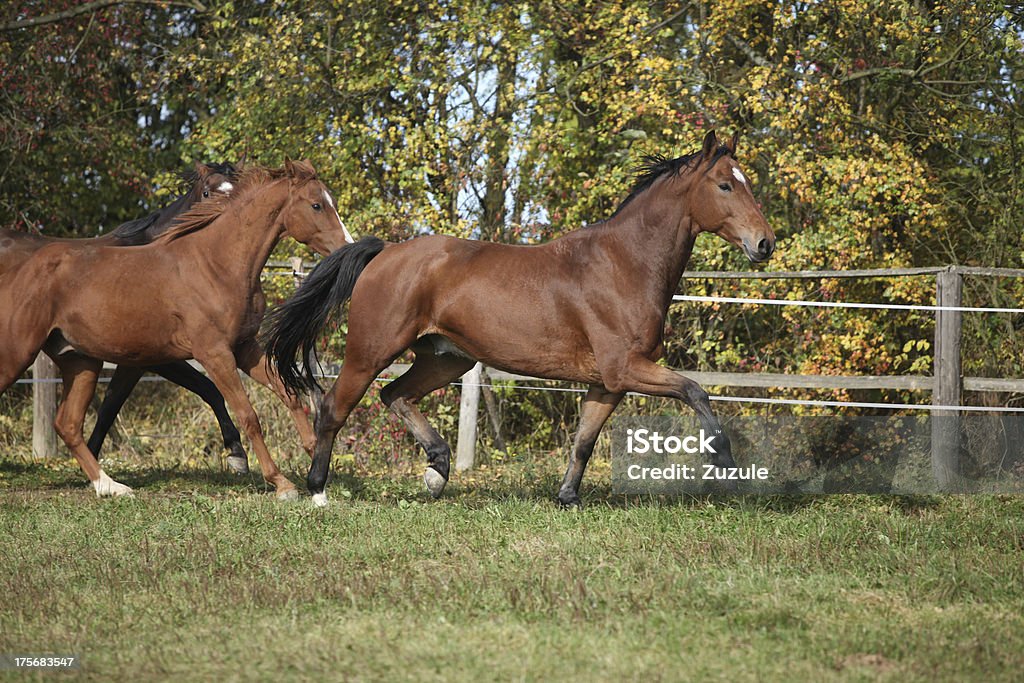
[732,167,747,186]
[217,181,234,193]
[324,191,354,243]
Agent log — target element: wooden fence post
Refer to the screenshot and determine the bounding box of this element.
[480,368,507,454]
[289,256,323,410]
[932,266,963,490]
[456,362,483,472]
[289,256,304,284]
[32,353,58,459]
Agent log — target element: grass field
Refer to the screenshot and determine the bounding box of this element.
[1,447,1023,682]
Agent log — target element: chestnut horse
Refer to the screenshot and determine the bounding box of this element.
[263,131,776,506]
[0,162,254,467]
[0,159,350,498]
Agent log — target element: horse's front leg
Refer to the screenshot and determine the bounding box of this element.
[148,361,249,473]
[233,338,316,458]
[194,346,297,500]
[603,355,738,479]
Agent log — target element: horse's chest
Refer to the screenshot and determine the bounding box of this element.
[226,292,266,341]
[196,290,265,342]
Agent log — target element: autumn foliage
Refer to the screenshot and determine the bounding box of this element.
[2,0,1022,410]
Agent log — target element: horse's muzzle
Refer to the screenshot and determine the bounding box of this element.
[743,237,775,263]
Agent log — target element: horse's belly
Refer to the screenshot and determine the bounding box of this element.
[52,306,193,365]
[53,330,191,366]
[426,330,602,385]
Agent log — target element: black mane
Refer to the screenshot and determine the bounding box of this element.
[110,161,238,240]
[109,207,165,240]
[608,145,733,219]
[179,161,238,186]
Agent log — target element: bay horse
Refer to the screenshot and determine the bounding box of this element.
[0,159,351,499]
[0,162,257,469]
[263,131,776,507]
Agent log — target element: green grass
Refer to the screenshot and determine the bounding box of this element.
[1,450,1023,681]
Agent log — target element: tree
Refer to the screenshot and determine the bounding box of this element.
[0,1,207,235]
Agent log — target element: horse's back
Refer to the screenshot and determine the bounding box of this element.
[348,233,600,381]
[0,230,50,275]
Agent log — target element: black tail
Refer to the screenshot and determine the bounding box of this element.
[262,236,386,395]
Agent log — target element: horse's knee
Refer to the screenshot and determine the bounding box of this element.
[682,382,710,406]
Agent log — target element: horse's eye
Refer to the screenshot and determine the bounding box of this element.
[312,203,322,211]
[203,190,210,198]
[718,183,732,192]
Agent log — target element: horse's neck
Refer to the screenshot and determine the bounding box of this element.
[175,184,287,291]
[108,192,191,246]
[586,186,697,299]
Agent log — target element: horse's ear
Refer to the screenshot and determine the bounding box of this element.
[701,130,719,160]
[284,156,296,176]
[726,131,740,157]
[193,160,208,177]
[289,159,317,179]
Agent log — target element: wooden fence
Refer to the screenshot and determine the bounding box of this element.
[25,263,1024,491]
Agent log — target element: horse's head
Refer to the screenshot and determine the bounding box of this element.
[188,161,240,202]
[687,131,775,263]
[279,158,355,256]
[112,161,243,244]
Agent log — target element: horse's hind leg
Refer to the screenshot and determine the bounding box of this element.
[557,386,623,508]
[0,349,39,396]
[0,318,52,394]
[50,353,133,497]
[308,362,384,506]
[87,365,144,460]
[148,361,249,474]
[379,350,475,498]
[307,323,423,505]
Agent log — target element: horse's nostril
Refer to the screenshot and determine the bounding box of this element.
[757,238,773,257]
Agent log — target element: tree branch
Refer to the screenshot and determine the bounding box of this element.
[838,66,917,84]
[0,0,207,32]
[561,6,690,98]
[726,34,802,80]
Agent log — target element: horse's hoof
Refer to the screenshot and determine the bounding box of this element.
[226,454,249,475]
[276,488,299,501]
[557,490,582,509]
[312,492,329,508]
[423,468,447,498]
[93,471,134,498]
